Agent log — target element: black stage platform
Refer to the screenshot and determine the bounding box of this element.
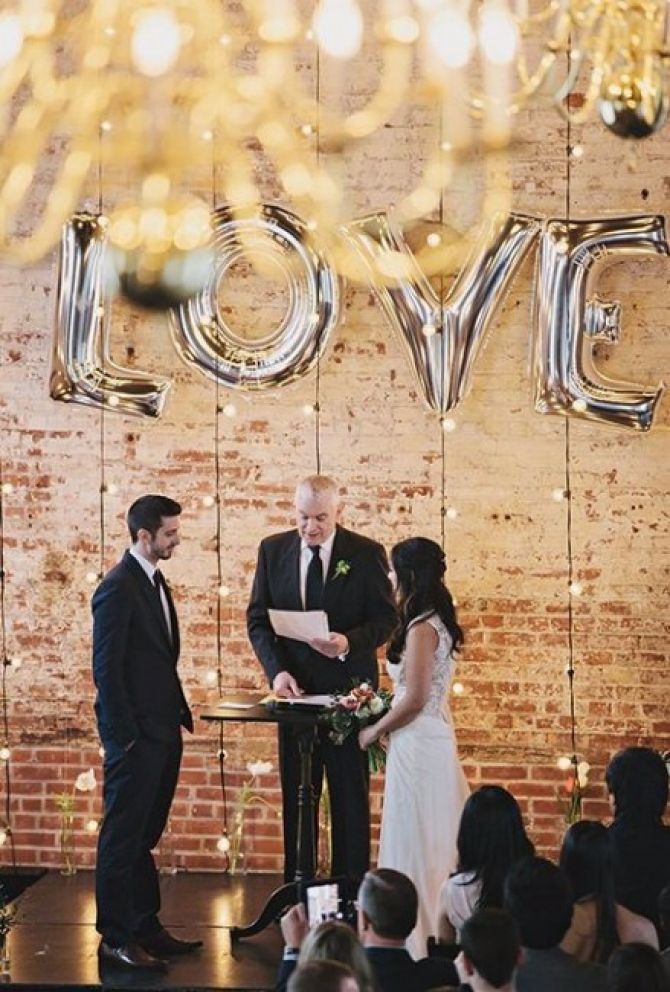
[5,869,284,991]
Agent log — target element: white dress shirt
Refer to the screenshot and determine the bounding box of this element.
[129,547,173,641]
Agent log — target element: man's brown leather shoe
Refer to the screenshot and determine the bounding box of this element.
[98,940,168,970]
[139,927,203,956]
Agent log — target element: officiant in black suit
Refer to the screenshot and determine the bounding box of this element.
[247,475,396,885]
[92,494,201,970]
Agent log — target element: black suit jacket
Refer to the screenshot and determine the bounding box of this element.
[365,946,459,992]
[247,525,396,695]
[275,946,458,992]
[92,550,192,747]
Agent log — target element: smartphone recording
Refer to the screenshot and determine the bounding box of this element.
[305,881,340,927]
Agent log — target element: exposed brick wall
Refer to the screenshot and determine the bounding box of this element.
[0,9,669,875]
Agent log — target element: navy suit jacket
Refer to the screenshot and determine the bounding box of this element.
[247,525,396,695]
[92,550,192,748]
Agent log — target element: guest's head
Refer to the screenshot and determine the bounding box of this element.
[606,942,670,992]
[605,747,669,821]
[387,536,463,663]
[357,868,417,944]
[560,819,614,903]
[504,856,573,949]
[560,819,619,961]
[127,494,182,562]
[294,475,341,547]
[287,959,360,992]
[455,785,535,910]
[298,920,374,992]
[457,908,521,990]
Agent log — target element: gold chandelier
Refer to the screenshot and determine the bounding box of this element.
[0,0,667,267]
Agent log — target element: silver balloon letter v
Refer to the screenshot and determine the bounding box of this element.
[342,211,540,414]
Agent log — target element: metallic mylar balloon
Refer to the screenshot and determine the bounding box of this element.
[342,211,539,413]
[531,215,667,431]
[168,204,339,389]
[599,68,668,139]
[105,194,214,311]
[50,214,171,418]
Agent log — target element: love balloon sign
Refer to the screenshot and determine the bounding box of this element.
[50,205,667,432]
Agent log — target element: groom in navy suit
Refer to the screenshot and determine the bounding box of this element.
[247,475,396,885]
[92,494,201,970]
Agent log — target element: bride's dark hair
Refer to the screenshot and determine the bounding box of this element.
[387,536,463,665]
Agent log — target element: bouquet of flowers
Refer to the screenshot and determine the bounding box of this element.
[322,682,393,773]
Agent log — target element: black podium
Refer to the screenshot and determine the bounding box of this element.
[201,693,329,941]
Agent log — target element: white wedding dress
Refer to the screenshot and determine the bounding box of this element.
[377,612,469,960]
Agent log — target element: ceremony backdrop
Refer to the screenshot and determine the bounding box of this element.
[0,23,669,873]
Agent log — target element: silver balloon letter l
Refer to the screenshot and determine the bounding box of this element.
[50,214,171,418]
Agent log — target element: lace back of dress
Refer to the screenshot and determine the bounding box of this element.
[391,614,455,718]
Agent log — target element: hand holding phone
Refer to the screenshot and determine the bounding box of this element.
[281,903,309,948]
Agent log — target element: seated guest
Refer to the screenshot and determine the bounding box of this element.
[504,855,607,992]
[560,820,658,963]
[287,960,360,992]
[455,908,521,991]
[606,747,670,936]
[660,887,670,982]
[437,786,534,943]
[606,942,670,992]
[278,870,459,992]
[358,868,459,992]
[277,910,374,992]
[659,886,670,951]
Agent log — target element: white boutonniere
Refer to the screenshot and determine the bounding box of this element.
[333,559,351,579]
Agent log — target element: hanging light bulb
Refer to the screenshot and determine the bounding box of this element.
[217,834,231,853]
[0,13,23,68]
[131,7,182,77]
[478,2,518,65]
[427,9,474,69]
[313,0,364,59]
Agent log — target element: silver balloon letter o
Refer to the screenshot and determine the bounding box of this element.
[169,204,340,389]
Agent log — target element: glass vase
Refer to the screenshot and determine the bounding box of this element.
[228,809,246,876]
[0,933,10,977]
[60,811,77,876]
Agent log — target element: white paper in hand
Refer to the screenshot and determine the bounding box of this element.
[268,609,330,643]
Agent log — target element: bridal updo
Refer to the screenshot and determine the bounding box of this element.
[387,536,463,664]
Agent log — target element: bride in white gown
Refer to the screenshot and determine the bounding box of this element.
[358,537,469,960]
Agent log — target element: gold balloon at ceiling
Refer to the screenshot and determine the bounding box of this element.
[0,0,667,266]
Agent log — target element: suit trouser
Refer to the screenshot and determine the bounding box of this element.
[278,724,370,887]
[96,731,182,946]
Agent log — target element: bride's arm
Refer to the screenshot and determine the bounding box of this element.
[359,622,437,747]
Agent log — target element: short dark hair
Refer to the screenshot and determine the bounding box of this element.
[358,869,417,940]
[127,495,182,541]
[287,959,357,992]
[605,747,669,820]
[460,908,520,988]
[504,856,573,949]
[607,942,669,992]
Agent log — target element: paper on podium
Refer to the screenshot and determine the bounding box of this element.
[268,608,329,643]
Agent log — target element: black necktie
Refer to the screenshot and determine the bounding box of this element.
[153,570,171,635]
[305,545,323,611]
